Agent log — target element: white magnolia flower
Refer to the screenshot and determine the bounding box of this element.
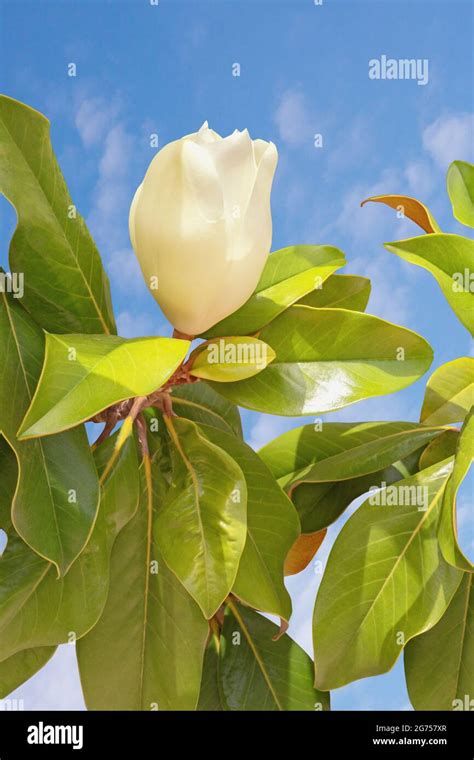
[129,122,278,335]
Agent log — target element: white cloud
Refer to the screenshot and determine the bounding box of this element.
[274,88,314,147]
[87,123,136,252]
[349,251,413,325]
[327,115,372,173]
[403,160,435,199]
[247,414,296,451]
[106,247,147,295]
[327,168,414,246]
[75,96,120,148]
[422,112,474,170]
[116,310,157,338]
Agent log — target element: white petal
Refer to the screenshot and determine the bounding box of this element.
[128,183,143,252]
[182,140,224,221]
[194,121,221,144]
[206,128,256,217]
[253,138,271,165]
[237,140,278,258]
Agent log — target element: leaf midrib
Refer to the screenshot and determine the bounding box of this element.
[287,427,441,485]
[335,476,449,649]
[227,600,283,711]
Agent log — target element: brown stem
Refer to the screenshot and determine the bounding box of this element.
[92,415,117,449]
[172,328,195,341]
[136,413,150,458]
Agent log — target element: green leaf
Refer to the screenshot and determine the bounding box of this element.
[313,460,463,690]
[447,160,474,228]
[208,306,433,416]
[0,427,139,661]
[93,432,141,549]
[197,633,224,711]
[18,333,190,439]
[0,95,116,334]
[419,428,459,470]
[260,421,444,532]
[0,433,18,529]
[0,515,109,661]
[438,410,473,572]
[361,194,441,233]
[203,245,345,337]
[0,292,99,575]
[0,646,56,698]
[220,601,330,711]
[188,337,275,382]
[196,423,299,622]
[260,421,443,488]
[170,383,242,438]
[385,234,474,335]
[405,573,473,710]
[156,417,247,618]
[0,436,56,699]
[77,465,209,710]
[420,357,474,426]
[297,273,371,311]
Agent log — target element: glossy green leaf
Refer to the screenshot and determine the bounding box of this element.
[77,466,209,711]
[385,234,474,335]
[156,417,247,618]
[361,194,441,233]
[290,472,402,533]
[188,337,275,382]
[196,423,299,622]
[297,273,371,311]
[0,292,99,575]
[0,646,56,698]
[313,460,462,690]
[0,428,139,661]
[405,573,474,710]
[260,421,443,488]
[447,160,474,228]
[94,432,141,549]
[220,601,330,711]
[203,245,345,337]
[1,445,67,705]
[18,333,190,439]
[420,357,474,426]
[0,95,116,334]
[208,306,433,416]
[170,382,242,438]
[418,429,459,470]
[260,421,443,532]
[0,515,108,662]
[0,432,18,531]
[439,410,473,572]
[197,633,224,711]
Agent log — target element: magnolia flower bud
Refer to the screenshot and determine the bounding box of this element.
[129,123,278,335]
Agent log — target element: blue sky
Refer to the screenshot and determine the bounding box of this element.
[0,0,472,710]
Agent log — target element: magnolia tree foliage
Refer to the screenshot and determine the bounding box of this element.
[0,95,472,711]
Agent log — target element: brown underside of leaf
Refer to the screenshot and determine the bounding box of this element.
[361,194,438,233]
[284,530,326,576]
